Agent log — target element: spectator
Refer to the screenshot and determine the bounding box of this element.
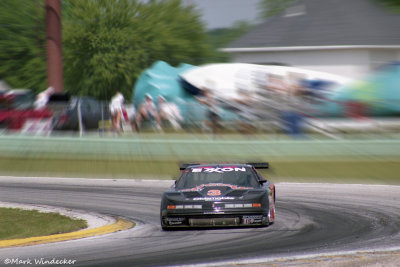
[34,86,55,110]
[196,88,221,134]
[136,93,162,132]
[124,104,137,132]
[157,95,183,130]
[109,92,124,134]
[232,89,258,133]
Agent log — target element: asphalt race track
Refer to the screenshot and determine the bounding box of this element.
[0,177,399,267]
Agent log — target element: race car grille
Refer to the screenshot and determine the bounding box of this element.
[189,217,240,226]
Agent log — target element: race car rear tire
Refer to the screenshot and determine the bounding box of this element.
[268,205,275,225]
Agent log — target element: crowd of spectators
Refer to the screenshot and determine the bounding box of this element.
[109,92,184,134]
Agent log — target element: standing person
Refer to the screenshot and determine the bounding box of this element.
[195,87,221,134]
[232,89,258,133]
[157,95,183,130]
[34,86,55,110]
[124,104,137,133]
[109,92,124,134]
[136,93,162,132]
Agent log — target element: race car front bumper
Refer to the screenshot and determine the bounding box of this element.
[161,211,270,227]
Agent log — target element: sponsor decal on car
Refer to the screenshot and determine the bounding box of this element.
[207,189,221,196]
[166,217,185,225]
[191,167,246,173]
[193,197,235,201]
[179,183,253,192]
[203,211,225,214]
[242,215,263,224]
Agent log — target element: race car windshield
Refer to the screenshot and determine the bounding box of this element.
[176,166,260,189]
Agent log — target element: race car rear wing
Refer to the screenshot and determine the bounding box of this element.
[246,162,269,169]
[179,162,269,170]
[179,163,200,170]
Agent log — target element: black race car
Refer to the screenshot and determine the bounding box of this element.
[160,163,275,230]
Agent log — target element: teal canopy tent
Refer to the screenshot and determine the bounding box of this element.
[133,61,195,106]
[132,61,200,123]
[132,61,239,126]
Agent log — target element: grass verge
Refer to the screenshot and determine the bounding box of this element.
[0,156,399,185]
[0,208,87,240]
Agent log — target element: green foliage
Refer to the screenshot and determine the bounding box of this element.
[0,0,47,93]
[63,0,212,100]
[258,0,400,18]
[258,0,295,18]
[378,0,400,12]
[63,0,142,100]
[208,21,252,48]
[0,0,213,100]
[206,21,253,62]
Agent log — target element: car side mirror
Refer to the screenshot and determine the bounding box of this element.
[259,179,267,184]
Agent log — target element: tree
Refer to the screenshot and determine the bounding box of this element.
[206,21,254,62]
[0,0,47,92]
[0,0,213,99]
[207,21,253,49]
[258,0,400,19]
[63,0,212,100]
[258,0,295,19]
[379,0,400,12]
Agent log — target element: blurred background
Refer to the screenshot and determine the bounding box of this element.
[0,0,399,183]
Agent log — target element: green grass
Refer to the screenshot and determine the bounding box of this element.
[0,156,399,185]
[0,208,87,240]
[1,134,399,184]
[259,158,400,184]
[0,157,180,179]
